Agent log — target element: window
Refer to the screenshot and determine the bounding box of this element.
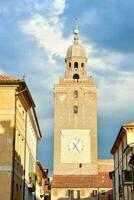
[92,190,97,197]
[67,190,73,199]
[71,190,73,199]
[73,106,78,114]
[74,90,78,98]
[69,63,71,67]
[79,163,82,168]
[81,63,84,67]
[77,190,80,200]
[73,74,79,80]
[101,189,106,196]
[66,190,71,197]
[74,62,78,69]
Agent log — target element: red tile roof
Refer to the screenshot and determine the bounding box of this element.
[52,173,112,188]
[0,74,22,81]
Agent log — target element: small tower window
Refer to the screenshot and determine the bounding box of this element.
[79,163,82,168]
[74,62,78,70]
[69,63,71,67]
[73,105,78,113]
[73,74,79,80]
[81,63,84,67]
[74,90,78,98]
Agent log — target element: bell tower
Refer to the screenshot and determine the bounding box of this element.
[52,25,113,200]
[53,26,98,175]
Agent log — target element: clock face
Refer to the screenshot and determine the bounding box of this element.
[67,138,85,153]
[60,129,91,163]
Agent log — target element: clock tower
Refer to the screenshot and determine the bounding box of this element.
[52,27,113,200]
[53,27,98,175]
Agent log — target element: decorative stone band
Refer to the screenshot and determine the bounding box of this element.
[0,165,12,171]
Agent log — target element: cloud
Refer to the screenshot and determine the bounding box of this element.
[20,0,67,60]
[20,14,71,58]
[53,0,66,15]
[98,72,134,113]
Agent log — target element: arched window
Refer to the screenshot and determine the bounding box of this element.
[73,106,78,113]
[81,63,84,67]
[74,90,78,98]
[79,163,82,168]
[73,74,79,80]
[69,63,71,67]
[74,62,78,70]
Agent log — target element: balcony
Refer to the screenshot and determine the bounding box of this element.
[28,176,36,192]
[28,181,35,192]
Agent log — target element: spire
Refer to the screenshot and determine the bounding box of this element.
[74,17,79,44]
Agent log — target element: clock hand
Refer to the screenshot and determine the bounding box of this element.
[72,139,80,150]
[73,139,80,149]
[72,142,80,153]
[75,139,80,146]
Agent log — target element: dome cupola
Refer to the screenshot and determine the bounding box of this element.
[66,28,86,58]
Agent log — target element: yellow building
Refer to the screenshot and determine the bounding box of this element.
[0,74,42,200]
[51,27,113,199]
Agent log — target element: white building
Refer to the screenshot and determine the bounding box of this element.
[24,108,42,200]
[111,122,134,200]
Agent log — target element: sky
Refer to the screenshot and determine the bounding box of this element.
[1,0,134,174]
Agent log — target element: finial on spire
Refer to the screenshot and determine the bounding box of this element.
[22,74,25,80]
[74,17,79,30]
[74,17,79,44]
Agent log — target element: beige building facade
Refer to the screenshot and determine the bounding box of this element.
[111,122,134,200]
[0,74,41,200]
[52,28,113,199]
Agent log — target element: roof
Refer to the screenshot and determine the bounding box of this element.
[36,160,48,171]
[111,122,134,155]
[0,74,21,81]
[66,43,86,58]
[36,160,48,177]
[123,121,134,127]
[0,74,35,105]
[0,74,42,138]
[52,173,112,188]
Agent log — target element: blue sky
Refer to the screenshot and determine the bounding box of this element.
[1,0,134,174]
